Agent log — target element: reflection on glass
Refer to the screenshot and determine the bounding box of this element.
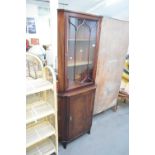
[67,17,97,89]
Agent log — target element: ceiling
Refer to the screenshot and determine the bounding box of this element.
[59,0,129,21]
[26,0,50,8]
[26,0,129,21]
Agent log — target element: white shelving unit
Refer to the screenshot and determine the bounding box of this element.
[26,53,58,155]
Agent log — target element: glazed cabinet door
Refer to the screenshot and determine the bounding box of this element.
[68,90,95,139]
[66,17,98,90]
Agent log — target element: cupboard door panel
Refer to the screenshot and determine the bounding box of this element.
[68,90,95,139]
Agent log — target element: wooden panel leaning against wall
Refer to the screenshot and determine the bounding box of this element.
[94,17,129,115]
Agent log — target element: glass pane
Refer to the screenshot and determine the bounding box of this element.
[68,18,76,81]
[67,17,97,89]
[86,20,97,73]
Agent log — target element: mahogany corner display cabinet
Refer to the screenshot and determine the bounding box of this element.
[57,9,102,149]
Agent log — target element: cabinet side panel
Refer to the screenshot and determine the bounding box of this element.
[85,89,95,129]
[92,17,102,80]
[58,11,66,92]
[58,97,67,140]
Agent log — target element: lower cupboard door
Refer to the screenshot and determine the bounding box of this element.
[68,91,94,139]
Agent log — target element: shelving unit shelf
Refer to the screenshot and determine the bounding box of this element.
[26,121,55,148]
[26,53,58,155]
[26,101,54,124]
[27,138,55,155]
[26,78,53,95]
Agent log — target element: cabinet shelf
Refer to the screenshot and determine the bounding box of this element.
[26,101,54,124]
[68,61,93,67]
[26,78,53,95]
[26,121,55,148]
[68,39,95,42]
[27,138,55,155]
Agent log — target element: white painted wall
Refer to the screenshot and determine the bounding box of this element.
[49,0,58,70]
[26,4,39,39]
[26,2,51,45]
